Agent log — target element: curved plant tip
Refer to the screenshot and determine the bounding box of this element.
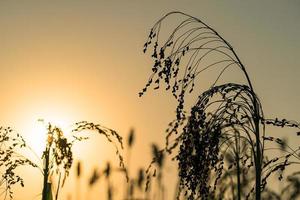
[141,11,300,200]
[72,121,128,181]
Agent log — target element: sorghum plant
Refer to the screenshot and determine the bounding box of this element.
[126,128,135,199]
[0,127,37,199]
[140,11,300,200]
[41,121,126,200]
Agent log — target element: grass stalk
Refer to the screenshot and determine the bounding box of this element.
[55,173,62,200]
[235,138,241,200]
[42,145,51,200]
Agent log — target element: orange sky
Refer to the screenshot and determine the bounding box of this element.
[0,1,299,199]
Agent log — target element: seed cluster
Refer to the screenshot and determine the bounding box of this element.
[141,12,300,200]
[0,127,37,199]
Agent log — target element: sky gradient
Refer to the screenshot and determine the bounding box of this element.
[0,1,299,199]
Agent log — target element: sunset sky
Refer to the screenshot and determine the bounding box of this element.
[0,1,299,199]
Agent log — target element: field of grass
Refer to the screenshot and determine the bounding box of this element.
[1,10,299,200]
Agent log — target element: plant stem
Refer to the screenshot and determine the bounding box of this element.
[230,176,235,200]
[126,149,131,199]
[215,24,262,200]
[42,146,50,200]
[254,106,262,200]
[55,172,61,200]
[236,154,241,200]
[235,132,241,200]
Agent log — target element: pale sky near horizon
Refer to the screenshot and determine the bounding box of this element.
[0,1,299,199]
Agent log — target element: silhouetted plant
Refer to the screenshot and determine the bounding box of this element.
[126,128,135,198]
[75,161,82,200]
[40,121,126,200]
[0,127,38,199]
[87,160,130,200]
[212,139,254,200]
[73,121,126,171]
[102,162,112,200]
[122,130,156,200]
[41,123,75,200]
[141,11,300,200]
[261,187,281,200]
[281,171,300,200]
[86,167,100,200]
[143,143,166,200]
[127,128,135,149]
[260,171,300,200]
[151,144,165,200]
[76,161,81,179]
[88,168,100,187]
[127,168,147,200]
[137,168,145,192]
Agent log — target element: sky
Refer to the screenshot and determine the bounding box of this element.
[0,1,299,199]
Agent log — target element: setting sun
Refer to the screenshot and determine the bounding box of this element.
[27,117,71,157]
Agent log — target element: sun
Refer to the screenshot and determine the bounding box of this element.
[25,112,73,159]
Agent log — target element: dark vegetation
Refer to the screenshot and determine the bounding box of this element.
[0,11,299,200]
[140,11,300,200]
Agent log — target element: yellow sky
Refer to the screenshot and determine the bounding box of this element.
[0,1,299,199]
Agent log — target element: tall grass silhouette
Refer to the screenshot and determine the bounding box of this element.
[140,11,300,200]
[42,121,126,200]
[0,121,126,200]
[1,10,299,200]
[85,129,166,200]
[0,127,37,199]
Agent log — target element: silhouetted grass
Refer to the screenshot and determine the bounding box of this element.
[0,121,126,200]
[140,11,300,200]
[0,127,38,199]
[1,11,299,200]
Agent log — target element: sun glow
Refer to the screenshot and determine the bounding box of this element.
[24,109,75,160]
